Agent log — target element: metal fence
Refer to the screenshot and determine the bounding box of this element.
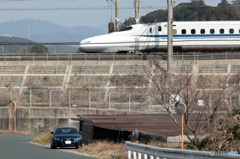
[125,141,240,159]
[1,52,240,61]
[1,88,239,113]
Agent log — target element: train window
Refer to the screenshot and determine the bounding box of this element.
[220,29,224,34]
[149,27,152,33]
[158,26,162,32]
[210,29,215,34]
[182,29,186,34]
[191,29,196,34]
[229,29,234,34]
[118,26,133,32]
[200,29,205,34]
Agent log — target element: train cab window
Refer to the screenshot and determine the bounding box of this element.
[191,29,196,34]
[220,29,224,34]
[229,29,234,34]
[182,29,186,34]
[158,26,162,32]
[118,26,133,32]
[200,29,205,34]
[149,27,152,33]
[210,29,215,34]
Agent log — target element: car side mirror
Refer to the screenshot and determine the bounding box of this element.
[79,131,82,134]
[51,131,54,135]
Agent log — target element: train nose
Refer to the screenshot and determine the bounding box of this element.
[79,39,92,52]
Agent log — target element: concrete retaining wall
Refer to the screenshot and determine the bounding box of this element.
[0,107,167,143]
[0,107,140,143]
[0,107,133,131]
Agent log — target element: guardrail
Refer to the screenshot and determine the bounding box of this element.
[125,141,240,159]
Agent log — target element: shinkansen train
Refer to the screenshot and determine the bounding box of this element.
[79,21,240,53]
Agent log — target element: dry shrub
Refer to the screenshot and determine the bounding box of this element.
[197,75,228,89]
[0,92,10,106]
[26,76,63,89]
[185,106,240,152]
[229,70,240,90]
[146,141,168,147]
[109,75,148,87]
[32,133,51,145]
[77,140,127,159]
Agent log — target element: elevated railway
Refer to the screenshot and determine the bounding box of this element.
[1,52,240,61]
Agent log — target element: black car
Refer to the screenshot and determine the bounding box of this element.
[51,127,82,149]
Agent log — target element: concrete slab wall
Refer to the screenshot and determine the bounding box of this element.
[0,107,134,131]
[0,60,239,91]
[0,107,166,143]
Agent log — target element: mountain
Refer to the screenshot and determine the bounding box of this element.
[0,19,106,42]
[0,36,37,53]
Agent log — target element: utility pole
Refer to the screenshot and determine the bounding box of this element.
[115,0,119,31]
[134,0,140,24]
[167,0,173,72]
[167,0,174,113]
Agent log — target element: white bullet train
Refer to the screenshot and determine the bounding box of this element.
[79,21,240,53]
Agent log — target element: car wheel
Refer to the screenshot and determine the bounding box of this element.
[75,146,79,149]
[51,143,56,149]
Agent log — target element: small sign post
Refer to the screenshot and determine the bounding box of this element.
[9,100,16,133]
[175,102,187,150]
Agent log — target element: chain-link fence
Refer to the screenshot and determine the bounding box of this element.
[1,88,239,113]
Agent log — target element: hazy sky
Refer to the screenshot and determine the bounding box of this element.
[0,0,232,27]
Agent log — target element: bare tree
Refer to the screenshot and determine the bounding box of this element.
[142,60,232,144]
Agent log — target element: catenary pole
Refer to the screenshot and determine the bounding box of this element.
[167,0,173,72]
[115,0,119,30]
[168,0,174,113]
[134,0,140,24]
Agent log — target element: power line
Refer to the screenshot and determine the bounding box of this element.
[0,6,164,11]
[0,42,79,45]
[0,0,81,2]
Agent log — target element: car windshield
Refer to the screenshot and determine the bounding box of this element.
[55,128,78,134]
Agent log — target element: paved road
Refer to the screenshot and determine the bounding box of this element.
[0,133,96,159]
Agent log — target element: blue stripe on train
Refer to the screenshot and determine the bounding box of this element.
[139,34,240,38]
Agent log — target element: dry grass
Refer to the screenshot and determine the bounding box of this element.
[32,133,51,146]
[31,132,127,159]
[77,140,127,159]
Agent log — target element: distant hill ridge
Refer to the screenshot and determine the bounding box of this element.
[0,19,106,42]
[0,36,37,53]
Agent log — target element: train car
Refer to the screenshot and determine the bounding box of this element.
[79,21,240,53]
